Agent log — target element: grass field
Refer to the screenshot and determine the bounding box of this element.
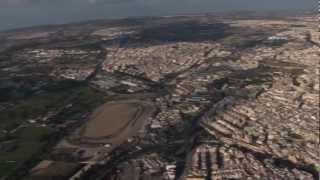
[0,85,105,131]
[0,83,104,179]
[27,161,81,180]
[0,83,106,179]
[0,126,52,179]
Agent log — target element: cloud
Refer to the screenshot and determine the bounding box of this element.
[1,0,315,9]
[88,0,136,4]
[0,0,48,6]
[0,0,137,6]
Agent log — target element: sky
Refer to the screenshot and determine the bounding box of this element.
[0,0,316,31]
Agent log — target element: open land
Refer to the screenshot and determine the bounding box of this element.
[83,102,140,139]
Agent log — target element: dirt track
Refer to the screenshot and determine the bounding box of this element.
[83,103,139,139]
[66,100,154,148]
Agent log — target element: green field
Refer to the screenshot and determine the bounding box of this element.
[0,85,105,131]
[0,83,106,179]
[0,126,52,179]
[27,161,81,180]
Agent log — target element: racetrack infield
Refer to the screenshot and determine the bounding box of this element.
[83,103,139,139]
[69,100,154,147]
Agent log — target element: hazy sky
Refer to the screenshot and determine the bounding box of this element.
[0,0,315,31]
